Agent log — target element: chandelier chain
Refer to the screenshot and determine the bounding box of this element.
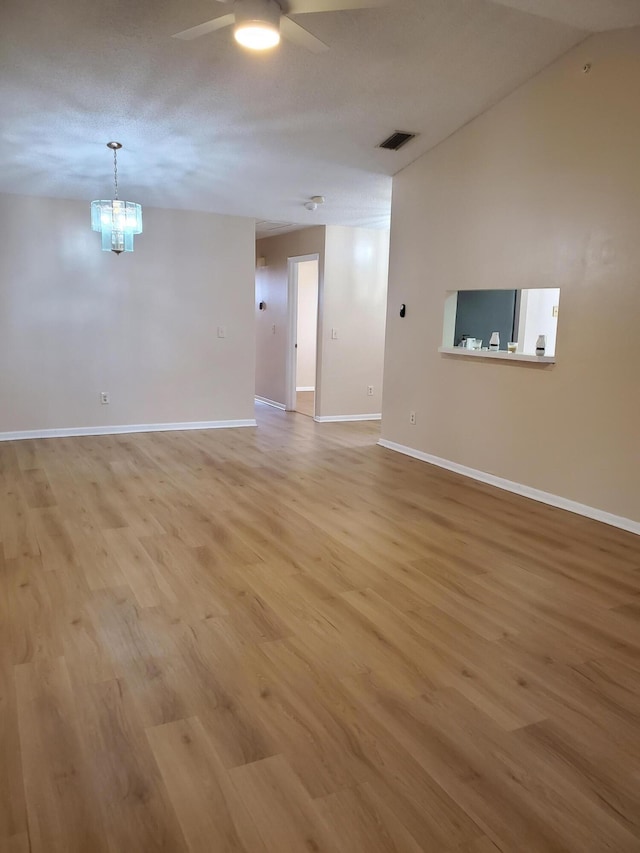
[113,148,119,200]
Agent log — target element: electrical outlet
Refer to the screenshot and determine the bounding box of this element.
[217,326,226,338]
[331,328,338,340]
[367,385,374,396]
[552,305,559,318]
[409,411,416,425]
[100,392,110,405]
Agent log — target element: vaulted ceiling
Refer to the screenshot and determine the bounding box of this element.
[1,0,638,233]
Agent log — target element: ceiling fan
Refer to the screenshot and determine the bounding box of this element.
[172,0,390,54]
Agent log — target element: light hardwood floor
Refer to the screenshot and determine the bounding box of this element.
[295,390,315,418]
[1,402,639,852]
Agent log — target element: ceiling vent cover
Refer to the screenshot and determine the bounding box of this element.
[256,220,294,232]
[378,131,417,151]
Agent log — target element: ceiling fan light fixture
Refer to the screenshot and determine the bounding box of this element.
[233,0,281,50]
[234,22,280,50]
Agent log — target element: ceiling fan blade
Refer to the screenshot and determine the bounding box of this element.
[280,16,330,52]
[172,13,235,41]
[287,0,390,14]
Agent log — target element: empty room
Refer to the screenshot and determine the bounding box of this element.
[1,1,639,851]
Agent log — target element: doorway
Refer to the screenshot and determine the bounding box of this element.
[286,255,319,417]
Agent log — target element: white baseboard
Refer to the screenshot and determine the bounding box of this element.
[255,396,286,410]
[315,414,382,423]
[296,386,315,392]
[0,419,257,442]
[377,439,639,536]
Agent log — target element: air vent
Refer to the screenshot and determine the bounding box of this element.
[256,220,295,232]
[378,131,417,151]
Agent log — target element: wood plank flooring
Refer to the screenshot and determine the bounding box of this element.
[1,402,639,852]
[295,391,315,418]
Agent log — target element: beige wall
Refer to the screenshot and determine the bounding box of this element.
[0,194,256,432]
[382,27,640,524]
[255,227,325,407]
[296,260,319,390]
[321,226,389,418]
[255,225,389,418]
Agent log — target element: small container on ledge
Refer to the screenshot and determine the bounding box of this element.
[489,332,500,351]
[536,334,546,356]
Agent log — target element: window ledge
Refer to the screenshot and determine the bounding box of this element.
[438,346,555,364]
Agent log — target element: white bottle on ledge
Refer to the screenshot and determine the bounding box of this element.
[489,332,500,351]
[536,334,546,356]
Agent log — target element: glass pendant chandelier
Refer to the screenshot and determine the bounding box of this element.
[91,142,142,254]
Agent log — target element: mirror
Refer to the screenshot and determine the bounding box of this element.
[442,288,560,357]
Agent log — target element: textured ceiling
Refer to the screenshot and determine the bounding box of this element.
[0,0,623,232]
[488,0,640,32]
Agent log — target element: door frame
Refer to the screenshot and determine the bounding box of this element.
[286,253,321,414]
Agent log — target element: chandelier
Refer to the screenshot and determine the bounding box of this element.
[91,142,142,254]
